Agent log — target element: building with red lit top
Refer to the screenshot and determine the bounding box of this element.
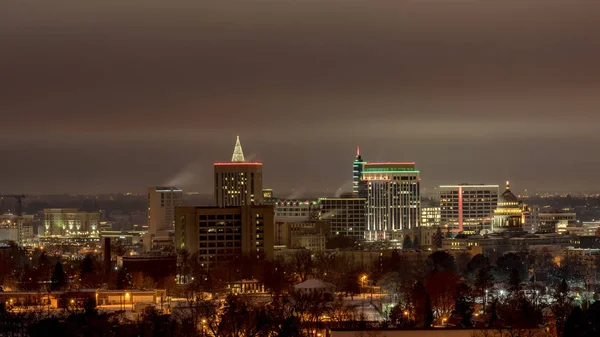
[214,136,263,207]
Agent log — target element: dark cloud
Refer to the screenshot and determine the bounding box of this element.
[1,1,599,194]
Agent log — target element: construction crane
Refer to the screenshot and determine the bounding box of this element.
[0,195,27,216]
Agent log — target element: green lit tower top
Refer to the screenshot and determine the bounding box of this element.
[352,146,365,197]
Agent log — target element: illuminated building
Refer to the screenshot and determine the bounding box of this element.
[275,199,317,222]
[352,146,365,197]
[421,204,441,228]
[214,136,263,207]
[0,213,34,246]
[43,208,100,237]
[439,184,499,232]
[262,189,277,204]
[359,162,420,241]
[523,205,577,233]
[492,182,524,233]
[175,205,274,268]
[318,197,366,239]
[147,186,182,237]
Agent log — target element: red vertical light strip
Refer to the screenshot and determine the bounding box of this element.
[458,186,463,232]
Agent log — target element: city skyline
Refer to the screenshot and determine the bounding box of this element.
[2,1,600,194]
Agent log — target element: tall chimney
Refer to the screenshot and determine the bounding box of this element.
[104,237,111,274]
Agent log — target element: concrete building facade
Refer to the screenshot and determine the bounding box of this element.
[359,162,421,241]
[439,184,498,232]
[43,208,100,238]
[147,187,183,236]
[318,197,366,239]
[175,205,274,268]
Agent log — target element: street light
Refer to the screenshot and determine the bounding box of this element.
[360,275,367,298]
[201,319,207,337]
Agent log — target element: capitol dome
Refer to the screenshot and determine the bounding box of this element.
[492,181,524,233]
[498,182,519,207]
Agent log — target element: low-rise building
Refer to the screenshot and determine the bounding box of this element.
[43,208,100,238]
[275,220,330,252]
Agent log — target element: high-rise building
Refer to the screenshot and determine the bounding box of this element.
[147,187,183,236]
[492,182,524,233]
[214,136,263,207]
[439,184,499,232]
[43,209,100,237]
[318,197,366,239]
[175,205,274,268]
[359,162,421,241]
[352,146,365,197]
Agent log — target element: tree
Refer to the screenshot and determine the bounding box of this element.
[551,279,573,336]
[467,254,490,280]
[80,253,101,287]
[412,236,420,250]
[433,227,444,249]
[341,269,361,300]
[425,270,459,322]
[411,281,433,328]
[51,262,66,291]
[474,265,494,310]
[116,268,132,290]
[508,268,522,294]
[36,251,53,280]
[455,251,472,277]
[453,282,474,327]
[427,251,457,274]
[289,250,313,282]
[403,235,412,249]
[389,304,412,328]
[563,306,588,337]
[487,298,499,327]
[495,253,527,283]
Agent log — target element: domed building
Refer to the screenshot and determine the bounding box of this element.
[492,182,524,233]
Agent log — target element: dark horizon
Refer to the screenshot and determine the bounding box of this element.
[2,1,600,194]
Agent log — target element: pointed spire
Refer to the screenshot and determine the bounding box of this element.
[506,181,511,190]
[231,135,246,162]
[356,145,360,157]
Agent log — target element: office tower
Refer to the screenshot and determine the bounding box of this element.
[214,136,263,207]
[360,162,420,241]
[439,184,499,232]
[147,187,183,236]
[175,205,274,268]
[43,208,100,237]
[352,146,365,197]
[492,182,524,233]
[318,197,366,239]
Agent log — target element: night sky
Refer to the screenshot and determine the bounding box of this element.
[2,1,600,195]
